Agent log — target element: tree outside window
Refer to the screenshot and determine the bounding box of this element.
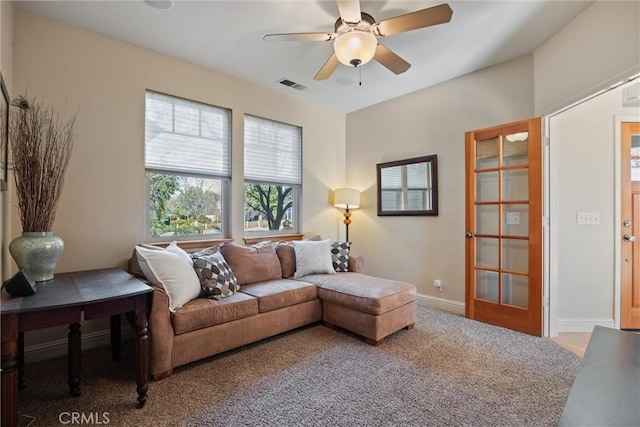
[149,173,223,237]
[244,183,294,232]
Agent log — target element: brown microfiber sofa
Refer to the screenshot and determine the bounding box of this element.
[130,239,416,380]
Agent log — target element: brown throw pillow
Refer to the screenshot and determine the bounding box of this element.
[220,241,283,286]
[275,242,296,278]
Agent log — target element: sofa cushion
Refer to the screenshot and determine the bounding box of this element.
[220,241,282,286]
[293,239,335,278]
[171,292,259,335]
[240,279,317,313]
[303,272,416,316]
[192,251,239,300]
[331,241,351,272]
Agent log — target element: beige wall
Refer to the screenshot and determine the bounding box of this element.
[12,9,346,273]
[346,55,534,304]
[534,1,640,115]
[12,9,346,357]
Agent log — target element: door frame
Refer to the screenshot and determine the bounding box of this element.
[614,115,639,330]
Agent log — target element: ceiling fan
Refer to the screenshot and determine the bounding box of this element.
[263,0,453,81]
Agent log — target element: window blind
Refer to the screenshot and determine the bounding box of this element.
[145,91,231,178]
[244,115,302,185]
[381,164,430,190]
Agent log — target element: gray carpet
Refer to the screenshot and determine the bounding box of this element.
[17,306,581,426]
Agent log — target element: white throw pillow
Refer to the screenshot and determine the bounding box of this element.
[135,245,201,311]
[165,241,194,266]
[293,239,336,278]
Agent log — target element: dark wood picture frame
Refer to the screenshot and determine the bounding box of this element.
[377,154,438,216]
[0,71,9,191]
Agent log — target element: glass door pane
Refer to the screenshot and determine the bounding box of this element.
[476,205,499,235]
[502,132,528,166]
[502,273,528,308]
[476,171,499,202]
[476,270,499,303]
[502,239,528,273]
[502,169,528,201]
[476,237,499,269]
[476,137,499,169]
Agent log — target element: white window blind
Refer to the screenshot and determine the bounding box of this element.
[381,163,430,190]
[406,162,429,189]
[145,91,231,178]
[244,115,302,185]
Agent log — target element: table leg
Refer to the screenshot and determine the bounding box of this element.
[18,332,25,389]
[133,312,149,408]
[110,314,121,361]
[2,314,19,427]
[68,322,81,397]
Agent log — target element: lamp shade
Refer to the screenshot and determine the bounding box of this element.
[334,31,377,67]
[334,188,360,209]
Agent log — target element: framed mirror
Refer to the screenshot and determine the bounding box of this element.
[377,155,438,216]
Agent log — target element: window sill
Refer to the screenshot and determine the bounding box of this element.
[152,238,233,251]
[243,233,304,245]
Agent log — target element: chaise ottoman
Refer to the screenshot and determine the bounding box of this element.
[298,272,417,345]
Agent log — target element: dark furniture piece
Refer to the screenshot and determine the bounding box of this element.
[1,268,152,427]
[559,326,640,426]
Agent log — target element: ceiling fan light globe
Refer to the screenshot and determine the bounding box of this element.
[334,31,377,67]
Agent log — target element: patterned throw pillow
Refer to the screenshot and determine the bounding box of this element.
[192,252,239,300]
[331,241,351,272]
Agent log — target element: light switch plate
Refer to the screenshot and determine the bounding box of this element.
[577,212,600,225]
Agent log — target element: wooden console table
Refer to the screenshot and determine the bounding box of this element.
[558,326,640,426]
[1,268,152,427]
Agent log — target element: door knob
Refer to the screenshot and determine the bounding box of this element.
[623,220,632,228]
[465,231,473,238]
[624,234,636,242]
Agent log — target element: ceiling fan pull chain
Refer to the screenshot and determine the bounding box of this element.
[359,66,362,86]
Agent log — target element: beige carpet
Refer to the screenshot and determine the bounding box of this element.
[17,306,580,426]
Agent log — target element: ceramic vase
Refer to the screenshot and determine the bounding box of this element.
[9,232,64,282]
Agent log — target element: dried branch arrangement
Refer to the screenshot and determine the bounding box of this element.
[9,95,76,232]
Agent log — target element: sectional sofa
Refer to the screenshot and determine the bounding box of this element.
[130,238,417,380]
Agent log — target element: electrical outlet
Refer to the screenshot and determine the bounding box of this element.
[577,212,600,225]
[433,279,442,291]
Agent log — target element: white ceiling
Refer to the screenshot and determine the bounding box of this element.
[15,0,593,113]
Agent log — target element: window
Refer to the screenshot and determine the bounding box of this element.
[244,115,302,234]
[145,91,231,238]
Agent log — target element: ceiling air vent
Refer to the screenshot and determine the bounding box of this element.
[278,78,307,91]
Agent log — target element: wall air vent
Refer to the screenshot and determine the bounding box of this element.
[623,83,640,108]
[278,78,307,91]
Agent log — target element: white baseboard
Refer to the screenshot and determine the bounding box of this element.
[416,293,465,316]
[557,318,615,333]
[25,327,133,364]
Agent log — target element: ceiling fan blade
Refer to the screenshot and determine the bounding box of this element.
[374,3,453,37]
[314,54,341,80]
[374,44,411,75]
[336,0,362,25]
[264,33,336,42]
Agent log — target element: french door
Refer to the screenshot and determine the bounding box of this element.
[621,122,640,330]
[465,118,543,336]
